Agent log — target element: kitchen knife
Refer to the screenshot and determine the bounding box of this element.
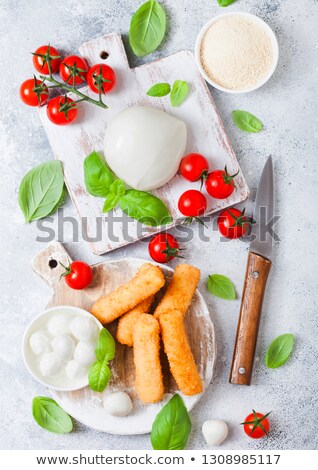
[230,156,274,385]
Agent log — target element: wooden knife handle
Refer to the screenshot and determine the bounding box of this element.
[230,252,272,385]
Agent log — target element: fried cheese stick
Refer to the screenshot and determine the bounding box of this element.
[154,264,200,319]
[133,314,164,403]
[159,309,203,396]
[117,296,154,347]
[91,264,164,324]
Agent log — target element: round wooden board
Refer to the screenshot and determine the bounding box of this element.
[32,242,216,435]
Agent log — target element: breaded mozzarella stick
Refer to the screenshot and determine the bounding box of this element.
[117,296,154,347]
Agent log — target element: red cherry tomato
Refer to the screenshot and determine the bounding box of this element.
[218,208,250,239]
[59,55,88,85]
[61,261,93,290]
[205,166,239,199]
[242,411,270,439]
[87,64,116,94]
[32,45,61,74]
[46,96,78,126]
[148,233,182,263]
[179,153,209,182]
[19,78,48,107]
[178,190,207,217]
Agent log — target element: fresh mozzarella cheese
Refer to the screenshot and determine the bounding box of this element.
[202,420,229,446]
[39,352,63,377]
[103,391,133,417]
[70,316,98,342]
[73,341,96,367]
[104,106,187,191]
[29,330,50,356]
[51,334,75,361]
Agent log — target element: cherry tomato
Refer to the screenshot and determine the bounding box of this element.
[61,261,93,290]
[59,55,88,85]
[148,233,183,263]
[19,77,48,107]
[179,153,209,182]
[178,190,207,217]
[218,208,250,239]
[205,166,239,199]
[46,96,78,125]
[87,64,116,94]
[32,45,61,74]
[242,410,270,439]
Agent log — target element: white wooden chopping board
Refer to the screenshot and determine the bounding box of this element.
[32,242,216,434]
[39,34,249,255]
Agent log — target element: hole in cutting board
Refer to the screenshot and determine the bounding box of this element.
[48,259,58,269]
[100,51,109,60]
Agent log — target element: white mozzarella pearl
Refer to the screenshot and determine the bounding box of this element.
[65,360,86,380]
[29,330,50,356]
[51,334,75,361]
[73,341,96,367]
[103,392,133,417]
[202,420,229,446]
[70,316,98,342]
[39,352,63,377]
[47,315,70,336]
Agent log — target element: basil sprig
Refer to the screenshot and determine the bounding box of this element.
[146,80,190,107]
[18,161,65,223]
[88,328,115,392]
[32,397,73,434]
[232,110,263,133]
[151,394,191,450]
[265,334,294,369]
[129,0,167,57]
[84,151,172,227]
[207,274,236,300]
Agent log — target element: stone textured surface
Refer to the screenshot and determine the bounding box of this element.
[0,0,317,450]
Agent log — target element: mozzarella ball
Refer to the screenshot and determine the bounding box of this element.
[70,316,98,342]
[39,352,63,377]
[73,341,96,367]
[65,360,86,380]
[51,334,75,361]
[29,330,50,356]
[202,420,229,446]
[47,315,70,336]
[103,392,133,417]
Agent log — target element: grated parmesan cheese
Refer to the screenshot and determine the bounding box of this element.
[200,16,274,91]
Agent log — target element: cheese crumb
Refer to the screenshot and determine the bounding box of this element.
[200,16,274,91]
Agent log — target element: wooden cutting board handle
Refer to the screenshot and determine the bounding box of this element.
[230,252,271,385]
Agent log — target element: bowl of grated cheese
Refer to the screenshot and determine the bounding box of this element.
[195,12,279,93]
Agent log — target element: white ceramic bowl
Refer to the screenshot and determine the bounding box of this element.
[195,12,279,94]
[22,305,103,392]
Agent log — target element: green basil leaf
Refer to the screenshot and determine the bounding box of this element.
[95,328,116,362]
[48,184,68,215]
[18,161,64,223]
[103,194,119,213]
[102,179,126,213]
[147,83,171,97]
[265,334,294,369]
[129,0,167,58]
[232,110,263,133]
[217,0,237,6]
[170,80,189,107]
[151,394,191,450]
[207,274,236,300]
[32,397,73,434]
[84,150,114,197]
[119,189,172,227]
[109,179,126,197]
[88,360,111,392]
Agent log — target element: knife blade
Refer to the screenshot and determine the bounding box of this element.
[230,156,274,385]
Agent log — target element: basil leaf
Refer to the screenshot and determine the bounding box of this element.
[84,150,114,197]
[32,397,73,434]
[147,83,171,97]
[88,360,111,392]
[119,189,172,227]
[265,334,294,369]
[207,274,236,300]
[232,110,263,133]
[129,0,167,58]
[217,0,237,6]
[18,161,64,223]
[151,394,191,450]
[103,179,126,213]
[95,328,116,362]
[170,80,189,107]
[103,194,119,213]
[49,184,68,215]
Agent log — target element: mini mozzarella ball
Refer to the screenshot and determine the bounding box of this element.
[29,330,50,356]
[202,420,229,446]
[70,316,98,342]
[65,360,86,380]
[51,334,75,361]
[73,341,96,367]
[39,352,63,377]
[47,314,70,336]
[103,392,133,417]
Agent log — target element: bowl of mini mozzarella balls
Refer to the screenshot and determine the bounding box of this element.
[22,306,103,391]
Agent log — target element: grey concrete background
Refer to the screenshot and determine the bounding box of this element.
[0,0,317,450]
